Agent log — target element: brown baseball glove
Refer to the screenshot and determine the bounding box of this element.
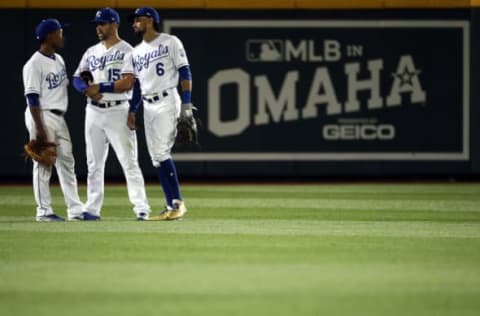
[24,140,57,166]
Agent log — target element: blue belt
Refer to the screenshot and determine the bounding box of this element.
[91,100,123,108]
[142,91,169,103]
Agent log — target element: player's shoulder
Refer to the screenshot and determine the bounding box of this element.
[160,32,181,42]
[23,52,38,70]
[24,51,46,69]
[161,33,185,48]
[132,39,147,51]
[85,42,104,54]
[118,40,134,51]
[25,51,40,63]
[55,53,65,63]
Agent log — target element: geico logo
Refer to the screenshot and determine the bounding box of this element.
[323,124,395,140]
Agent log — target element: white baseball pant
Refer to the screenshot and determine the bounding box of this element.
[25,109,84,218]
[84,102,150,217]
[143,90,181,167]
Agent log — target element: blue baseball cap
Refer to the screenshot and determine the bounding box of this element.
[91,7,120,24]
[35,18,64,41]
[129,7,161,23]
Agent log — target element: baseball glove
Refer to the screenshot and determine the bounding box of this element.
[24,140,57,166]
[176,116,199,147]
[80,70,94,84]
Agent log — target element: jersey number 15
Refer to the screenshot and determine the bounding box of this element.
[108,69,121,81]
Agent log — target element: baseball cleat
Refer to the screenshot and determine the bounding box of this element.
[168,200,187,220]
[82,212,101,221]
[36,214,65,222]
[68,212,101,221]
[136,212,149,221]
[149,208,172,221]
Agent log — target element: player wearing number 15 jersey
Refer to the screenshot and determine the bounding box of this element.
[72,7,151,220]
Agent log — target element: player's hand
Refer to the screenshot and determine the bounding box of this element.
[127,112,136,130]
[84,84,101,98]
[90,93,103,102]
[35,125,47,143]
[180,103,197,118]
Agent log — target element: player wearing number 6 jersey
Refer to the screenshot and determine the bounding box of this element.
[129,7,193,220]
[72,7,151,220]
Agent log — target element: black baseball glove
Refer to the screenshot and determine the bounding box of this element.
[176,103,199,147]
[80,70,94,84]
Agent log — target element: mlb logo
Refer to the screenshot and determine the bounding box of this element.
[246,39,283,62]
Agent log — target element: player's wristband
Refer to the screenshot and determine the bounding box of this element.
[181,90,192,104]
[99,82,115,93]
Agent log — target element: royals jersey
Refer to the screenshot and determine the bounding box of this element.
[23,52,69,111]
[132,33,189,95]
[74,40,134,101]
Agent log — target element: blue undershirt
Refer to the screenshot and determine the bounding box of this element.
[72,76,88,93]
[26,93,40,107]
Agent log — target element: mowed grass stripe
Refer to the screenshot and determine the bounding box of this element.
[3,183,480,196]
[2,261,479,294]
[1,219,480,238]
[1,230,479,264]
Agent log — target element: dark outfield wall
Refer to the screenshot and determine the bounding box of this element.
[2,8,479,179]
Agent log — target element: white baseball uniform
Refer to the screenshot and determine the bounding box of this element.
[23,51,84,219]
[132,33,189,166]
[74,40,151,217]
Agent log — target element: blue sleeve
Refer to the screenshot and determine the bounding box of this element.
[178,65,192,81]
[129,79,142,113]
[72,76,88,93]
[179,65,192,103]
[26,93,40,107]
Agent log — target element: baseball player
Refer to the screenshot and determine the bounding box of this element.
[72,8,151,220]
[129,7,192,220]
[23,19,84,221]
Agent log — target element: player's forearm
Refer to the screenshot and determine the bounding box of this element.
[180,80,192,104]
[113,77,134,92]
[97,75,135,93]
[178,65,192,104]
[29,106,47,139]
[29,106,42,125]
[180,80,192,92]
[26,94,45,131]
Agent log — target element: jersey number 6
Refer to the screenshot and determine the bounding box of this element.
[156,63,164,76]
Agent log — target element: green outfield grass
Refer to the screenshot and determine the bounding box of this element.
[1,183,480,316]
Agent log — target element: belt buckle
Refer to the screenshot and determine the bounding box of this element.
[103,101,117,108]
[143,91,167,103]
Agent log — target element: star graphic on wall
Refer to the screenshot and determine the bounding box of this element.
[392,68,421,87]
